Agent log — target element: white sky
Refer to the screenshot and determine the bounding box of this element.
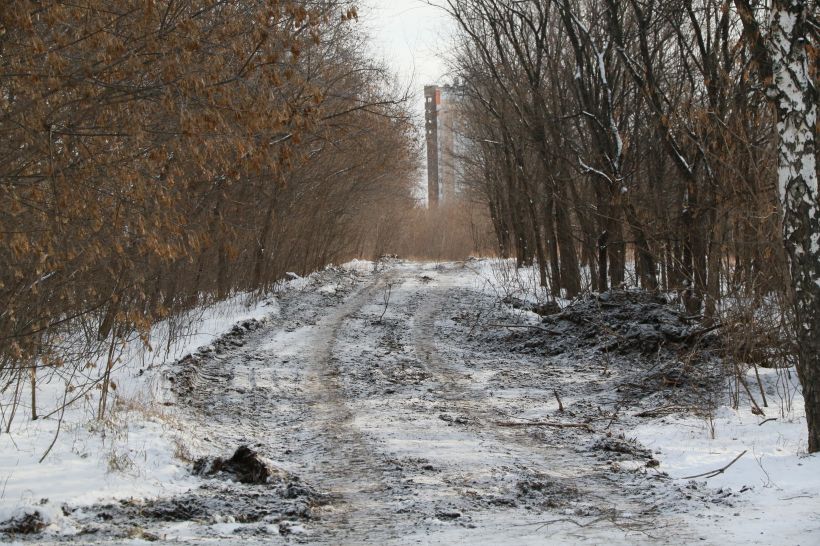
[360,1,455,112]
[358,0,456,198]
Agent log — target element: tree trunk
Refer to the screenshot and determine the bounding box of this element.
[253,200,275,290]
[217,241,231,299]
[598,229,608,292]
[488,199,509,258]
[555,197,581,297]
[705,212,723,321]
[608,206,625,289]
[597,189,610,292]
[625,203,658,290]
[30,362,37,421]
[681,203,699,314]
[546,199,562,297]
[769,0,820,452]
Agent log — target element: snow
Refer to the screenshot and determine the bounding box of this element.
[632,366,820,544]
[476,259,820,544]
[0,289,280,532]
[466,258,571,305]
[1,259,818,544]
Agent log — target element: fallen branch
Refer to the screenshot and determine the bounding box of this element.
[496,420,593,432]
[634,405,691,418]
[679,450,747,480]
[779,494,814,501]
[680,321,723,343]
[736,365,766,416]
[487,323,552,332]
[605,401,622,430]
[758,418,778,426]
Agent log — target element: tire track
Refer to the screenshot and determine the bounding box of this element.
[301,271,402,543]
[409,271,691,543]
[167,270,403,543]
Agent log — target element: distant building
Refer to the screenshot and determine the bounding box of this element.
[424,83,464,207]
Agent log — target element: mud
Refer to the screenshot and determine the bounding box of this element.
[7,262,740,544]
[500,289,725,412]
[1,512,47,535]
[193,446,276,484]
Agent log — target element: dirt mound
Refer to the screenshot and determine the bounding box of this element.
[78,464,330,537]
[209,318,267,355]
[86,479,328,532]
[591,434,654,460]
[168,317,267,395]
[194,446,274,484]
[1,512,46,535]
[499,289,723,409]
[547,290,708,354]
[516,477,580,508]
[507,290,717,358]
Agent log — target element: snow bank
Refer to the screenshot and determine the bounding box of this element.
[632,366,820,544]
[0,291,276,533]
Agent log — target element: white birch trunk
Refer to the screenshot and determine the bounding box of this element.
[770,0,820,452]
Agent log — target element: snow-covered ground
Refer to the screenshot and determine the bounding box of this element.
[633,366,819,545]
[0,292,276,530]
[0,259,817,544]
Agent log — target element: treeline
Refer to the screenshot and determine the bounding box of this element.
[451,0,794,306]
[0,1,415,415]
[446,0,818,450]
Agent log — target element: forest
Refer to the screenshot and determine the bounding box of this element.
[1,0,417,420]
[0,1,818,543]
[443,0,818,450]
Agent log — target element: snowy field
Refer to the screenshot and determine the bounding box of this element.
[0,259,817,544]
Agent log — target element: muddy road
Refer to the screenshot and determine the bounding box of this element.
[36,262,731,544]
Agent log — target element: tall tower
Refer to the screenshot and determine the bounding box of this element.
[438,86,456,203]
[424,85,440,208]
[425,84,464,208]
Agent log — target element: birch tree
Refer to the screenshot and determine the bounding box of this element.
[734,0,819,451]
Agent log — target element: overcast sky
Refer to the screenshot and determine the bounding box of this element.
[358,1,456,197]
[360,0,455,109]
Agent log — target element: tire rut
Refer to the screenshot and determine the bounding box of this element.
[409,273,691,542]
[302,272,401,542]
[158,271,402,543]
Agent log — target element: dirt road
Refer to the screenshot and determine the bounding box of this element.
[54,262,720,544]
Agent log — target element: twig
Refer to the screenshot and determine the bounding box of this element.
[758,417,777,426]
[751,361,768,408]
[0,473,11,500]
[534,516,605,530]
[496,420,593,432]
[467,309,484,337]
[39,385,70,463]
[738,368,766,416]
[681,321,723,342]
[38,365,79,463]
[553,390,564,412]
[378,282,392,322]
[679,450,747,480]
[634,405,691,418]
[605,400,622,430]
[487,323,551,332]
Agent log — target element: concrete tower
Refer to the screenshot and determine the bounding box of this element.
[425,83,464,208]
[424,85,440,208]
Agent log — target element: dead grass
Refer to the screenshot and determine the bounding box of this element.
[392,201,497,261]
